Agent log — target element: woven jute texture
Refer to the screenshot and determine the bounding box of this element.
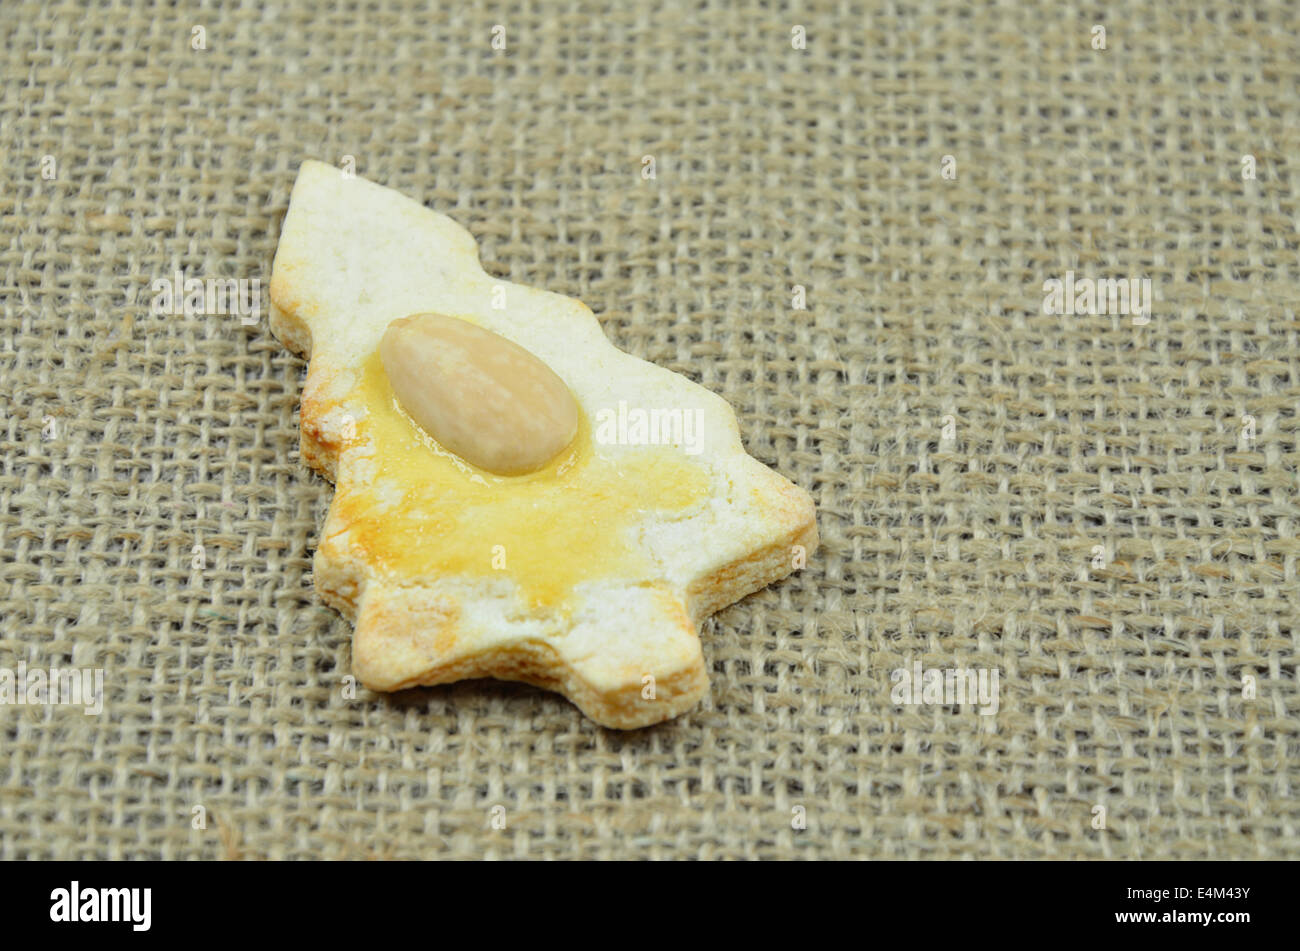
[2,0,1298,860]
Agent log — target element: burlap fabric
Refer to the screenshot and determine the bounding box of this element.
[2,0,1297,860]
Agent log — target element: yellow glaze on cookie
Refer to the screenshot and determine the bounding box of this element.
[327,349,710,611]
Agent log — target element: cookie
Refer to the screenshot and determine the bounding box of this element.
[269,160,817,728]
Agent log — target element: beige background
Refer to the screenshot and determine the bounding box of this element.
[2,1,1297,859]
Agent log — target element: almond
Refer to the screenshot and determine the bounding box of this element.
[379,313,579,475]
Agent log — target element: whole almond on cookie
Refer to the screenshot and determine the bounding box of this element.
[380,312,580,475]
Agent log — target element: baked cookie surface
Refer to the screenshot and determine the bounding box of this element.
[270,160,817,728]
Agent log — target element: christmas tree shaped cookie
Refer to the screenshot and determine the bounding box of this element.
[269,160,816,728]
